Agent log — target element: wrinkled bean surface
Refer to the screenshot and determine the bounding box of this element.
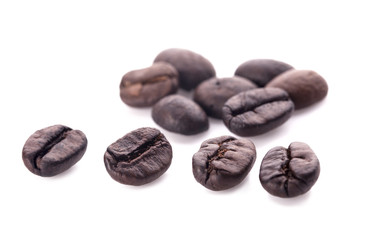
[22,124,87,177]
[192,136,256,191]
[104,127,172,186]
[259,142,320,198]
[222,88,294,136]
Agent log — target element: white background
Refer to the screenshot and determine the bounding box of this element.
[1,0,364,239]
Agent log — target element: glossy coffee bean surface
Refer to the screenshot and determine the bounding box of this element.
[259,142,320,198]
[22,124,87,177]
[222,88,294,136]
[193,135,256,191]
[104,127,172,186]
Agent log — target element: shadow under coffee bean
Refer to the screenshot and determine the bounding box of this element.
[192,136,256,191]
[259,142,320,198]
[104,127,172,186]
[22,124,88,177]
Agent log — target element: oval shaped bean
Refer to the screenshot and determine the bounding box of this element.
[259,142,320,198]
[193,76,257,119]
[193,136,256,191]
[266,69,328,109]
[222,88,294,136]
[104,127,172,186]
[154,48,215,91]
[152,95,209,135]
[235,59,293,87]
[22,124,87,177]
[120,62,179,107]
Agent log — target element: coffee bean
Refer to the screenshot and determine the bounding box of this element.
[259,142,320,198]
[235,59,293,87]
[104,127,172,186]
[266,69,328,109]
[120,62,179,107]
[154,48,215,91]
[22,124,87,177]
[193,76,257,119]
[222,88,294,136]
[192,136,256,191]
[152,95,209,135]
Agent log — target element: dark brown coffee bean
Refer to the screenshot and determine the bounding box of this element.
[154,48,215,91]
[193,76,257,119]
[104,127,172,186]
[266,69,328,109]
[192,136,256,191]
[235,59,293,87]
[152,95,209,135]
[222,88,294,136]
[259,142,320,198]
[119,62,179,107]
[22,124,87,177]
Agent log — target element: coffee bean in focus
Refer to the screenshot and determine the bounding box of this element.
[192,135,256,191]
[259,142,320,198]
[222,88,294,136]
[104,127,172,186]
[22,124,87,177]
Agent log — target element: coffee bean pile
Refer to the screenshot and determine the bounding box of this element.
[22,48,327,198]
[121,48,328,136]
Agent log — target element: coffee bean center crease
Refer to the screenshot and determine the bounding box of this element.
[279,149,309,196]
[205,138,234,183]
[33,128,71,170]
[107,134,163,164]
[230,99,289,117]
[124,75,170,87]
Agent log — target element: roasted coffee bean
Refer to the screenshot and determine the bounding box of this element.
[154,48,215,91]
[222,88,294,136]
[266,69,328,109]
[120,62,179,107]
[152,95,209,135]
[22,124,87,177]
[104,127,172,186]
[259,142,320,198]
[234,59,293,87]
[192,136,256,191]
[193,76,257,119]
